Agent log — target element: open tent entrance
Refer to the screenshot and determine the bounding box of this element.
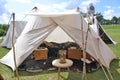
[19,42,99,73]
[18,26,99,73]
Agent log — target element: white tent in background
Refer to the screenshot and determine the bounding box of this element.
[0,11,116,71]
[88,17,116,44]
[0,21,27,48]
[84,17,116,44]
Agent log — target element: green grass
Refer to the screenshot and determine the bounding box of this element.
[0,25,120,80]
[103,24,120,57]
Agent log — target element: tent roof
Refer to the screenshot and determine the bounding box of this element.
[26,12,79,17]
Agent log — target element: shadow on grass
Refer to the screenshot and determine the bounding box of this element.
[110,59,120,80]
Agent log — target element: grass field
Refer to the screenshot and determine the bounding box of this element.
[103,24,120,57]
[0,24,120,80]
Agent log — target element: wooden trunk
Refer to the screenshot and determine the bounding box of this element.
[68,48,83,60]
[34,49,48,60]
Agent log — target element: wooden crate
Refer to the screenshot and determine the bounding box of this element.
[34,49,48,60]
[68,48,83,60]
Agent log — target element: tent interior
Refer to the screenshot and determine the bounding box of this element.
[18,26,99,73]
[0,12,116,74]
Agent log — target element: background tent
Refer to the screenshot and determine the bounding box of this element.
[0,12,116,71]
[0,21,27,48]
[85,17,116,44]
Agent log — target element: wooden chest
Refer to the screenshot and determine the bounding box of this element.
[34,49,48,60]
[68,48,83,60]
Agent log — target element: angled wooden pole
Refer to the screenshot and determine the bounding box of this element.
[80,14,87,80]
[12,13,20,80]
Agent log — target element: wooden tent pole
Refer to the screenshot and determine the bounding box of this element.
[80,14,87,80]
[12,13,20,80]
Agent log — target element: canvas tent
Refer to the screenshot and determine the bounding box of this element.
[0,21,27,48]
[85,17,116,44]
[0,11,116,71]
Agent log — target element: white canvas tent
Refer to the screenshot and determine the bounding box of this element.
[0,21,27,48]
[0,12,116,71]
[85,17,116,44]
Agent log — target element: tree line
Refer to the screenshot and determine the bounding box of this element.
[95,13,120,25]
[0,24,8,37]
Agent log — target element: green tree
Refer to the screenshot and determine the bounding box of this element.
[111,16,118,24]
[95,13,104,24]
[117,17,120,24]
[104,19,112,25]
[0,29,6,36]
[0,24,9,37]
[3,24,8,30]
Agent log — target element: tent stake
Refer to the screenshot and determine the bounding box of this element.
[12,13,20,80]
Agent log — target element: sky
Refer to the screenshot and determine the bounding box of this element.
[0,0,120,24]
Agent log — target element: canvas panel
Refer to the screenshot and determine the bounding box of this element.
[0,16,57,70]
[52,14,116,68]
